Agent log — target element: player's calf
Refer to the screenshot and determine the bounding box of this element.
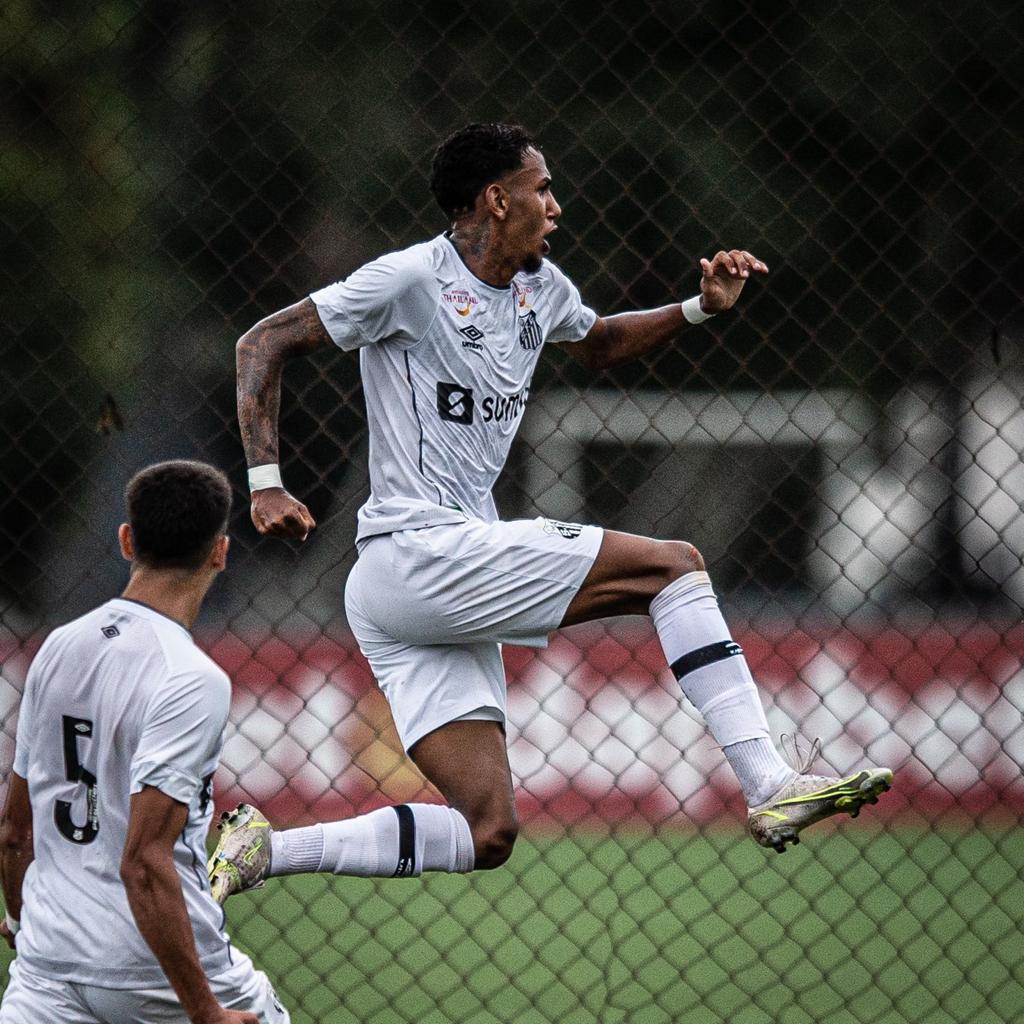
[469,816,519,870]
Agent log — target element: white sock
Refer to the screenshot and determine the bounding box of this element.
[724,737,795,806]
[650,571,792,804]
[269,804,474,878]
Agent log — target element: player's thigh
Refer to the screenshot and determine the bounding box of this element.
[561,529,704,624]
[347,518,603,646]
[353,628,508,754]
[0,961,97,1024]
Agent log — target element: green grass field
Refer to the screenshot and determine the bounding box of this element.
[3,825,1022,1023]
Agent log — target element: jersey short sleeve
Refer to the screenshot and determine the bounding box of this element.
[130,671,230,805]
[310,248,440,351]
[543,261,598,344]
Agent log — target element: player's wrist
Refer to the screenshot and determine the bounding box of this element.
[681,295,715,324]
[247,464,283,493]
[188,997,226,1024]
[4,912,18,936]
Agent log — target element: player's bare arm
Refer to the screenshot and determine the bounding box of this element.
[236,297,328,541]
[570,249,768,370]
[0,771,33,949]
[121,785,259,1024]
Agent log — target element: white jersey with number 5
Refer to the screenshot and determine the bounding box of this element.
[12,598,233,988]
[310,233,596,545]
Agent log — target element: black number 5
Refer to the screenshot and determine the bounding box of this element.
[55,715,100,844]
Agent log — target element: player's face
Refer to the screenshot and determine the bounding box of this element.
[500,148,561,274]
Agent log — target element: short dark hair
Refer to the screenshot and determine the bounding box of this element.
[125,460,231,571]
[430,122,537,220]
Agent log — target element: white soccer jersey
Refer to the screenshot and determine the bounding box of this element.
[311,233,596,544]
[11,598,232,988]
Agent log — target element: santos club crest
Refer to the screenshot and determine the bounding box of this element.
[518,310,542,350]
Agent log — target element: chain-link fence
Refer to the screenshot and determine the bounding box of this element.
[3,1,1023,1021]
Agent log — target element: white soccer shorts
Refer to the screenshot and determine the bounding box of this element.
[345,516,603,751]
[0,948,289,1024]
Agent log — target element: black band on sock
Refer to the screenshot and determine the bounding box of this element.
[670,640,744,680]
[393,805,416,877]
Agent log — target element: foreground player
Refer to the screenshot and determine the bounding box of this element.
[211,123,891,901]
[0,461,287,1024]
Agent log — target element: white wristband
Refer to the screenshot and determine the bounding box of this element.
[5,912,19,936]
[681,295,715,325]
[247,464,283,493]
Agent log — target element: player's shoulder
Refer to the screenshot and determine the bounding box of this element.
[92,598,214,682]
[33,602,122,661]
[149,620,223,684]
[147,626,229,714]
[359,235,446,286]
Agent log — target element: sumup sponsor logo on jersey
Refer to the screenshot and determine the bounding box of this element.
[436,381,529,426]
[437,381,475,425]
[482,387,529,423]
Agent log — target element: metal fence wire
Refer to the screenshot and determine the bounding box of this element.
[2,1,1024,1022]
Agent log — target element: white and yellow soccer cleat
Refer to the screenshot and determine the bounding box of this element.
[748,738,893,853]
[208,803,273,906]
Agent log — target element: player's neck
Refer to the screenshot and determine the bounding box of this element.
[121,568,211,631]
[449,223,518,288]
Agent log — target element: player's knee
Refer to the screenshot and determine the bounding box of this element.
[658,540,704,585]
[472,818,519,870]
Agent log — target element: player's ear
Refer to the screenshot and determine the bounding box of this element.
[209,534,229,571]
[118,523,134,562]
[484,182,509,220]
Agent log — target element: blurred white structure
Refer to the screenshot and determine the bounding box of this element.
[521,372,1024,613]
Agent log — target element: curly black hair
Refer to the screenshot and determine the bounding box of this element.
[430,123,537,220]
[125,460,231,571]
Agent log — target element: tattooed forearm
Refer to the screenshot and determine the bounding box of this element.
[568,304,686,372]
[236,298,330,467]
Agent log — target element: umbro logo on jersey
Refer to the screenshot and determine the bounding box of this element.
[101,625,120,639]
[437,381,474,425]
[458,324,485,352]
[518,310,542,350]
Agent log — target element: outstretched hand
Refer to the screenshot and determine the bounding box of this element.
[251,487,316,542]
[698,249,769,314]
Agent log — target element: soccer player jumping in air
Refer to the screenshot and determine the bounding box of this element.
[211,123,891,901]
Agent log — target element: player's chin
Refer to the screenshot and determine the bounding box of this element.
[521,248,545,274]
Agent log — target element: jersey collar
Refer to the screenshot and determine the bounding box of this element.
[106,597,193,640]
